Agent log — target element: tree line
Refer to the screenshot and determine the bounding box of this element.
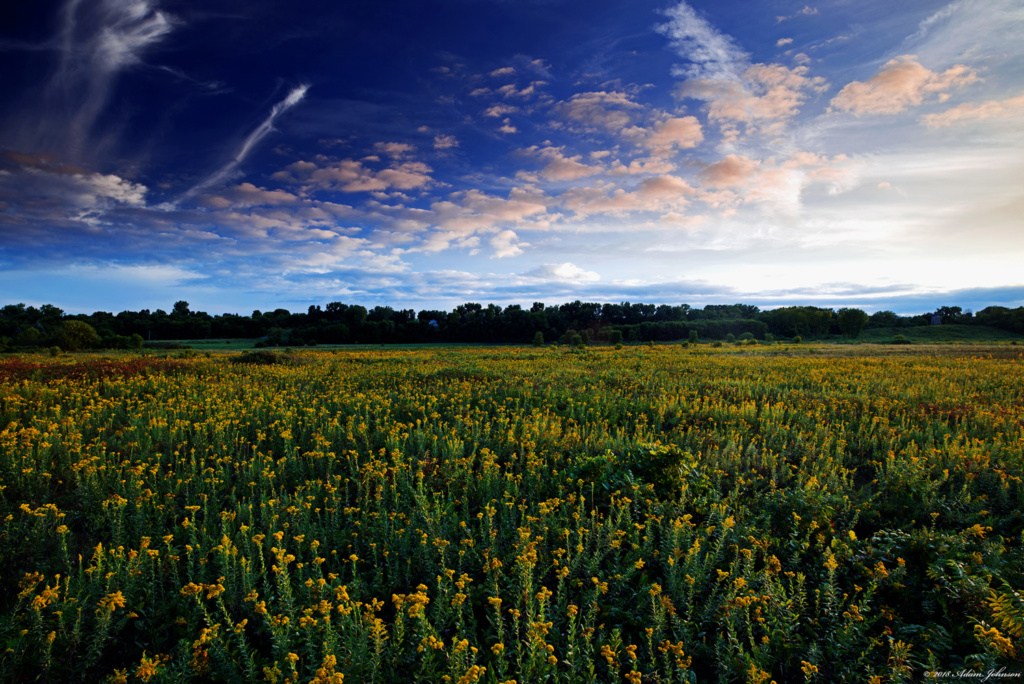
[1,300,1021,351]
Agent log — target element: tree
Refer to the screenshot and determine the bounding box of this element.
[837,308,869,338]
[532,331,544,347]
[56,320,100,351]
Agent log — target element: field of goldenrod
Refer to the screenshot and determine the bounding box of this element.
[1,345,1022,683]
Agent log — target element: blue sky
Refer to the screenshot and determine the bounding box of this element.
[1,0,1022,315]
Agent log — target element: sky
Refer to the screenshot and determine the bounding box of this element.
[1,0,1023,316]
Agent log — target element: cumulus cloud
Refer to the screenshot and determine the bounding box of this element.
[273,158,433,194]
[433,134,459,149]
[525,263,600,282]
[199,183,298,209]
[921,92,1024,127]
[484,103,518,118]
[551,91,643,132]
[678,63,827,140]
[374,142,416,158]
[490,229,528,258]
[626,116,704,154]
[560,175,696,218]
[490,66,516,77]
[776,38,794,47]
[830,55,977,115]
[519,146,604,182]
[699,154,760,188]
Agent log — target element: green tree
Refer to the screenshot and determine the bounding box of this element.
[688,330,698,344]
[532,331,544,347]
[837,308,869,338]
[56,320,100,351]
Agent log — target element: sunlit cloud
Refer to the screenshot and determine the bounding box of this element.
[830,56,976,115]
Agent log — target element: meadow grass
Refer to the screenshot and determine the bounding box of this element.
[1,344,1022,682]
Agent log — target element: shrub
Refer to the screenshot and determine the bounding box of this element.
[891,335,911,344]
[792,335,802,344]
[532,331,544,347]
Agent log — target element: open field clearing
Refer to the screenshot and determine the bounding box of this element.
[2,345,1023,682]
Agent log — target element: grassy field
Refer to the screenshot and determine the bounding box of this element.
[1,344,1022,682]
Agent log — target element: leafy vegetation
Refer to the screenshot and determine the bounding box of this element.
[1,344,1022,682]
[3,301,1022,351]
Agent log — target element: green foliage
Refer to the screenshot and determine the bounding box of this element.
[0,347,1023,682]
[837,307,870,338]
[532,331,544,347]
[55,320,100,351]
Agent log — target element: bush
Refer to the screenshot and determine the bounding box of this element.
[56,320,100,351]
[792,335,802,344]
[726,333,736,343]
[532,331,544,347]
[891,335,911,344]
[739,332,754,341]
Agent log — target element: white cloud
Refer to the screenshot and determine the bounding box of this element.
[525,263,600,282]
[433,134,459,149]
[657,1,748,82]
[183,84,310,198]
[491,229,528,258]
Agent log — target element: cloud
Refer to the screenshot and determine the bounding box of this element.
[559,175,696,218]
[776,38,794,47]
[498,119,518,134]
[551,91,643,132]
[699,154,759,188]
[776,5,819,23]
[484,104,518,118]
[660,3,827,140]
[9,0,176,160]
[490,229,528,258]
[519,146,604,181]
[374,142,415,158]
[626,116,704,154]
[657,1,748,82]
[677,63,827,140]
[273,157,433,194]
[921,92,1024,127]
[525,263,600,282]
[199,183,298,209]
[433,134,459,149]
[490,67,516,78]
[830,56,977,115]
[183,84,310,198]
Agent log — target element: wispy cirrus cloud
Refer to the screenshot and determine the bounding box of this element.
[921,92,1024,128]
[3,0,176,161]
[182,84,310,199]
[659,1,827,142]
